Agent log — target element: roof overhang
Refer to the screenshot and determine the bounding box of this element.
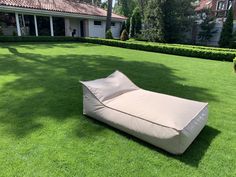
[0,5,126,22]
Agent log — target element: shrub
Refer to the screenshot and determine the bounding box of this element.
[105,29,113,39]
[130,7,142,38]
[0,36,235,62]
[12,31,17,36]
[120,29,129,41]
[229,31,236,49]
[219,7,234,47]
[76,38,235,61]
[198,8,217,45]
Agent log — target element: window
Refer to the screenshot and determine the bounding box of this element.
[228,0,233,9]
[19,14,35,36]
[53,17,65,36]
[111,22,116,26]
[37,16,50,36]
[217,1,226,10]
[94,21,102,26]
[0,12,16,36]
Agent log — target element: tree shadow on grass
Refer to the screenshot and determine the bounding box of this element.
[82,116,220,168]
[1,42,97,50]
[0,46,220,167]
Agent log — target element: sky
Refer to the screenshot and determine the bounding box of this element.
[101,0,116,6]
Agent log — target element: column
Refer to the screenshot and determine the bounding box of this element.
[34,15,38,36]
[15,13,21,36]
[50,16,54,36]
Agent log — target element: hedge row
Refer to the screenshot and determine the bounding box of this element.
[169,43,236,53]
[0,36,235,61]
[129,39,236,53]
[78,38,235,61]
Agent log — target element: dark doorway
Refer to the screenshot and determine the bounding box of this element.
[80,20,84,37]
[53,17,65,36]
[37,16,50,36]
[23,15,35,36]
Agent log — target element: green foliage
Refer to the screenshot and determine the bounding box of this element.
[113,0,136,17]
[130,7,142,38]
[142,0,165,42]
[101,1,108,9]
[143,0,195,43]
[126,18,131,34]
[229,31,236,48]
[219,8,234,48]
[135,0,148,18]
[130,39,236,52]
[0,28,3,36]
[198,9,217,45]
[163,0,195,43]
[78,38,235,61]
[120,29,129,41]
[105,29,113,39]
[12,31,17,36]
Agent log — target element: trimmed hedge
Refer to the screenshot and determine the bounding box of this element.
[129,39,236,53]
[0,36,235,62]
[78,38,235,61]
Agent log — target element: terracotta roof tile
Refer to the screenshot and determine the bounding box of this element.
[0,0,126,20]
[195,0,213,11]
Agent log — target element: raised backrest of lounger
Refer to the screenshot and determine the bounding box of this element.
[80,70,139,102]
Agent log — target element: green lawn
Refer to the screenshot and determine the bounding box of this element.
[0,42,235,177]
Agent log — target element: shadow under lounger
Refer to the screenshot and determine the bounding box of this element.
[80,71,208,154]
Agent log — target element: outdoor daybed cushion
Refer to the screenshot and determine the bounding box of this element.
[80,71,208,154]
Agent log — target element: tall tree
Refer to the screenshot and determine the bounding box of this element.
[113,0,137,34]
[142,0,165,42]
[198,9,217,45]
[136,0,148,18]
[164,0,195,43]
[106,0,113,32]
[219,7,234,47]
[143,0,195,43]
[101,1,108,9]
[130,7,142,37]
[113,0,136,17]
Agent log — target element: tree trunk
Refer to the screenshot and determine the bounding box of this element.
[106,0,112,32]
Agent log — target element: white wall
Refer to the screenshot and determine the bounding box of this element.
[88,20,106,38]
[65,18,70,36]
[88,20,122,38]
[65,17,80,37]
[65,18,122,38]
[195,21,236,46]
[111,22,122,38]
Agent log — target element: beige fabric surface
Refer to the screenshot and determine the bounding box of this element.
[80,71,208,154]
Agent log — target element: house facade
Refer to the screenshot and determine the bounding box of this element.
[195,0,236,45]
[0,0,126,38]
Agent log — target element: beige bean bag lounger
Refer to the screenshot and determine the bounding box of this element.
[80,71,208,154]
